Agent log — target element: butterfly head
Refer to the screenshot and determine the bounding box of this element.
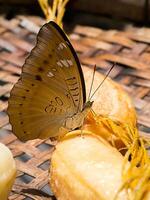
[83,101,94,111]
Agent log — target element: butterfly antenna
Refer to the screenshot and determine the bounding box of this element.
[88,64,97,101]
[89,63,116,100]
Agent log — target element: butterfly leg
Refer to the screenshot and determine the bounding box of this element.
[79,119,86,139]
[79,128,84,139]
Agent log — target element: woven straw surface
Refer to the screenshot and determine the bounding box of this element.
[0,15,150,199]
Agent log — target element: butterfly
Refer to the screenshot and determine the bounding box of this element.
[7,21,93,141]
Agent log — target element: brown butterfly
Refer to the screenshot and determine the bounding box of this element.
[7,21,93,141]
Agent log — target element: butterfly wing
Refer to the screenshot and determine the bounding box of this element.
[7,21,86,141]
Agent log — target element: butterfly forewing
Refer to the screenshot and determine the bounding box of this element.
[7,21,86,141]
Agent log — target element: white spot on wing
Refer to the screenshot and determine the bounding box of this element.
[57,59,72,68]
[57,61,63,67]
[61,43,67,48]
[67,59,73,66]
[57,42,67,50]
[60,59,69,67]
[47,71,54,77]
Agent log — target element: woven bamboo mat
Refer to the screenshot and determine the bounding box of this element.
[0,15,150,200]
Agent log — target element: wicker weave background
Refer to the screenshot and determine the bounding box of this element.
[0,15,150,199]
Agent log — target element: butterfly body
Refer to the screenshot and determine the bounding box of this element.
[8,21,91,141]
[65,101,93,130]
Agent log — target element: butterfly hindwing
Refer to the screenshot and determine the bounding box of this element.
[7,21,86,141]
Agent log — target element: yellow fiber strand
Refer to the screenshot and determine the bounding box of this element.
[38,0,52,20]
[93,114,137,147]
[115,162,150,200]
[89,113,150,200]
[38,0,69,28]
